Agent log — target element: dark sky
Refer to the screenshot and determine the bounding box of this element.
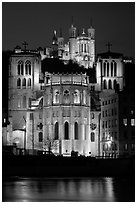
[2,2,135,58]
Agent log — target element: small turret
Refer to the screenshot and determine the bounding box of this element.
[69,24,77,38]
[52,30,58,45]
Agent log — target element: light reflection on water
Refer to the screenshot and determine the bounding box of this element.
[2,176,134,202]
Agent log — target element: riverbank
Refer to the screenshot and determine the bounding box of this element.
[3,155,135,178]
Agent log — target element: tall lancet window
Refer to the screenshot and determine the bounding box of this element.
[17,78,21,89]
[25,60,31,75]
[108,80,112,89]
[74,90,80,104]
[111,62,113,77]
[22,78,26,88]
[114,62,117,76]
[107,62,109,77]
[113,79,117,90]
[103,62,106,76]
[104,80,107,89]
[54,122,59,140]
[28,78,31,88]
[64,121,69,140]
[17,61,23,75]
[74,122,79,140]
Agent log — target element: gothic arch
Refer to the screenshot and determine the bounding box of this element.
[17,60,23,75]
[25,60,31,75]
[103,79,107,89]
[39,132,43,142]
[27,78,31,87]
[17,78,21,88]
[64,121,69,140]
[108,80,112,89]
[113,79,117,90]
[22,78,26,87]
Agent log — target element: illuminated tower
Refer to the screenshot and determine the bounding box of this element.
[69,24,77,59]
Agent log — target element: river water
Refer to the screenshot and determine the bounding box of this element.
[2,176,134,202]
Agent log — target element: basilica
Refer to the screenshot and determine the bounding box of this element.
[3,23,135,157]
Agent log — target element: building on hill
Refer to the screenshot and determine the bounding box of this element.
[2,24,135,157]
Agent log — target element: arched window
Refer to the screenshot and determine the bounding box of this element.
[22,78,26,88]
[63,90,70,104]
[17,78,21,88]
[64,121,69,140]
[108,80,112,89]
[83,90,86,104]
[25,60,31,75]
[27,78,31,87]
[17,61,23,75]
[53,90,59,104]
[39,132,43,142]
[104,80,107,89]
[114,62,117,76]
[103,63,106,76]
[23,96,26,108]
[91,132,95,142]
[74,122,79,140]
[74,90,80,104]
[111,62,113,77]
[55,122,59,140]
[107,62,109,77]
[113,79,117,90]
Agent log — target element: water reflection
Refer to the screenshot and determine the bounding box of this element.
[3,176,134,202]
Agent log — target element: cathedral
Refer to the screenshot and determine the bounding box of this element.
[3,23,134,157]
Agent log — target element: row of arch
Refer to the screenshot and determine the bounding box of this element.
[53,89,87,104]
[103,61,117,77]
[17,60,31,75]
[103,79,118,90]
[17,78,31,88]
[54,121,79,140]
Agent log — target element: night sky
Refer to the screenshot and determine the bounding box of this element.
[2,2,135,58]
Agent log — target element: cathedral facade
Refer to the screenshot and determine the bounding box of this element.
[4,23,132,157]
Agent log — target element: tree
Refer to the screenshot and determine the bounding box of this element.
[43,138,59,155]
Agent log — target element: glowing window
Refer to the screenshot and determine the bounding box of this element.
[83,90,86,104]
[131,119,135,126]
[123,118,127,126]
